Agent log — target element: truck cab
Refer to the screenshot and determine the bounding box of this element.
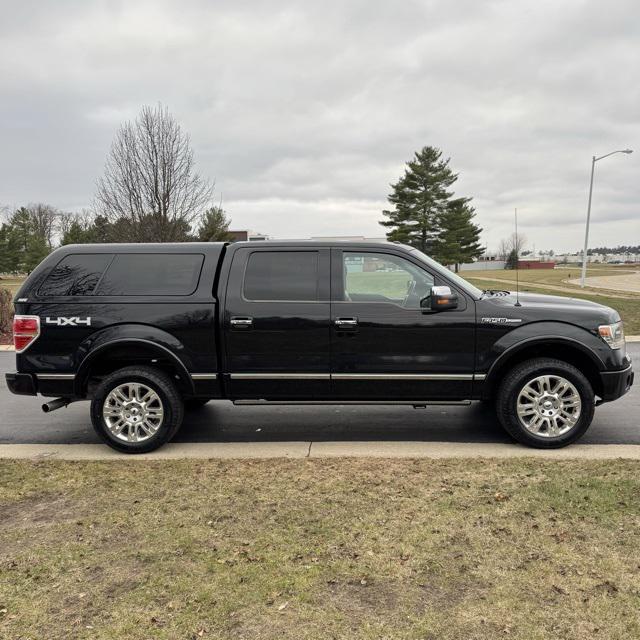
[5,241,634,452]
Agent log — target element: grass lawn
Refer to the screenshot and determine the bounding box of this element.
[1,458,639,639]
[346,271,410,298]
[461,266,639,290]
[0,276,25,297]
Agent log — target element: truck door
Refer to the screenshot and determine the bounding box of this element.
[223,246,331,399]
[330,248,476,400]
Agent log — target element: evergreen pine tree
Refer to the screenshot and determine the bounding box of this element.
[24,234,49,272]
[431,198,483,271]
[61,220,93,245]
[380,146,457,252]
[6,208,33,272]
[506,248,519,270]
[196,206,232,242]
[0,224,11,273]
[5,207,51,272]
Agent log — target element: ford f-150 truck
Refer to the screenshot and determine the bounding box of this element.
[5,241,633,453]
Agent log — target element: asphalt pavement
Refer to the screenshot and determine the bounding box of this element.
[0,346,637,446]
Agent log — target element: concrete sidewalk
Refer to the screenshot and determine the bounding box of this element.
[2,441,640,460]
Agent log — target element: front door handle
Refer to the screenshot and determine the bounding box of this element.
[334,317,358,329]
[230,316,253,330]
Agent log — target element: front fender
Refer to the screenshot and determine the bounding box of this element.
[74,324,194,395]
[480,321,610,382]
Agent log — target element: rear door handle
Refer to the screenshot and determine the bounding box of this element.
[334,317,358,329]
[230,316,253,330]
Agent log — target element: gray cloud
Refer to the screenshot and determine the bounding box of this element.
[0,0,638,251]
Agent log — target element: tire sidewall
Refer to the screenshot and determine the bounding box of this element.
[498,360,595,448]
[91,369,181,453]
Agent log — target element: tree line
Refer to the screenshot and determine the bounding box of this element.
[0,203,232,274]
[589,245,640,255]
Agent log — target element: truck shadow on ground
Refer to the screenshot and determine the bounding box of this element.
[175,401,512,444]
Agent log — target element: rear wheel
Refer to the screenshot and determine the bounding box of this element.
[90,366,184,453]
[496,358,595,448]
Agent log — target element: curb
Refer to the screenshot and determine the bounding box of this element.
[1,442,640,461]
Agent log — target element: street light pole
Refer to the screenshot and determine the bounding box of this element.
[580,149,633,288]
[580,157,597,288]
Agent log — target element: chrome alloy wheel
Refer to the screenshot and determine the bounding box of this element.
[516,374,582,438]
[102,382,164,443]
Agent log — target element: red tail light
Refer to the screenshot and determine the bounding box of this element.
[13,315,40,353]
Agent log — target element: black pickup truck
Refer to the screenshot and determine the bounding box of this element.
[5,241,633,452]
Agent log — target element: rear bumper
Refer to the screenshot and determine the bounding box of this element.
[5,372,37,396]
[5,372,77,398]
[599,363,634,402]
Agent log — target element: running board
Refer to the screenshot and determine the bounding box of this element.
[233,400,471,407]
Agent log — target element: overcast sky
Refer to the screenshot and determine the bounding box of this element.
[1,0,638,252]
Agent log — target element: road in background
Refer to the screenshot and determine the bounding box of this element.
[0,346,637,445]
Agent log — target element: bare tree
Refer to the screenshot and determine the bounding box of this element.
[497,232,526,261]
[95,103,213,242]
[25,203,59,249]
[58,209,94,237]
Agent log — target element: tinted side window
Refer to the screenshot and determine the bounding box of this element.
[38,254,113,296]
[244,251,319,301]
[343,252,434,308]
[96,254,204,296]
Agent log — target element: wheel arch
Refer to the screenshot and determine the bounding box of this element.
[75,337,194,397]
[483,337,605,400]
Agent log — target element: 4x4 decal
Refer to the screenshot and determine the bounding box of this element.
[45,317,92,327]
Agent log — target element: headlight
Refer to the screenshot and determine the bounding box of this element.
[598,321,625,349]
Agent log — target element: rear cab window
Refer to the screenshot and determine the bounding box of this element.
[243,251,319,301]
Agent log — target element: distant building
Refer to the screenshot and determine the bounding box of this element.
[228,230,270,242]
[517,260,555,270]
[554,252,640,264]
[458,260,507,271]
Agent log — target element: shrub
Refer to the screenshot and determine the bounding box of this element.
[0,288,13,343]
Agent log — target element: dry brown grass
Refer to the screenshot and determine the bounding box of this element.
[1,458,639,639]
[0,276,24,297]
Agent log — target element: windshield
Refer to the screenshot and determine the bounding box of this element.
[409,248,484,299]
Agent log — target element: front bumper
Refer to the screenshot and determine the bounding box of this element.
[5,372,37,396]
[599,363,634,402]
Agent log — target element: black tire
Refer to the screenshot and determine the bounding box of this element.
[496,357,595,448]
[90,366,184,454]
[185,398,210,410]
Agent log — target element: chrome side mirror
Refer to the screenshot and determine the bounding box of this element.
[426,285,458,311]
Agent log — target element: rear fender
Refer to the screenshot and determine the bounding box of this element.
[74,324,194,396]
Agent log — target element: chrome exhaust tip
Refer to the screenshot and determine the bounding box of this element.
[42,398,72,413]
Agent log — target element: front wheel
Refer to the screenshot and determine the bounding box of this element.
[90,366,184,453]
[496,358,595,448]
